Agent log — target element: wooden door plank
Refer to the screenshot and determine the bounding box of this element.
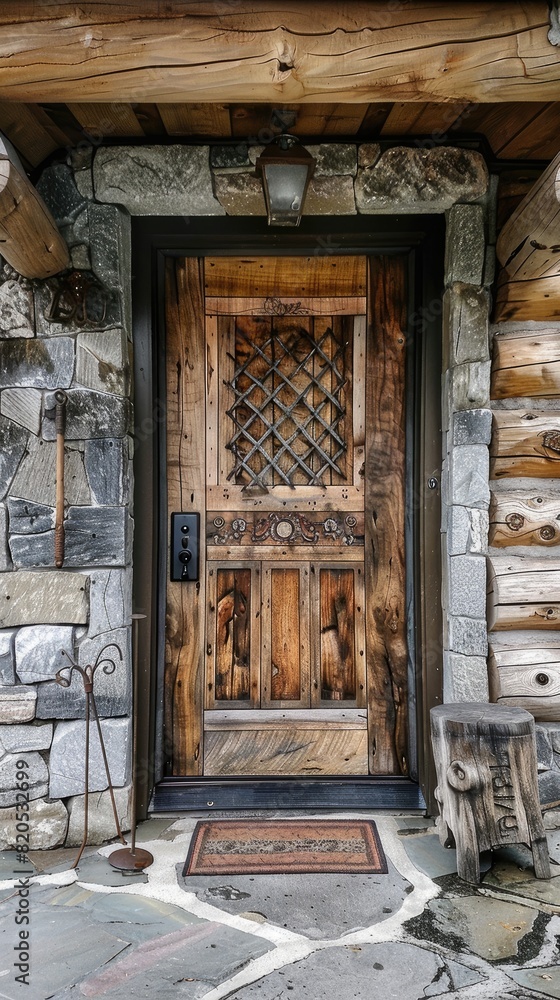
[165,256,206,776]
[205,708,367,727]
[218,315,235,487]
[354,564,367,709]
[207,483,363,511]
[353,316,366,489]
[205,315,219,488]
[205,256,367,298]
[204,727,368,776]
[261,563,310,709]
[366,256,408,775]
[319,567,356,701]
[205,296,367,316]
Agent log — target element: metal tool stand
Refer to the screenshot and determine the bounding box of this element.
[109,614,154,871]
[55,643,127,869]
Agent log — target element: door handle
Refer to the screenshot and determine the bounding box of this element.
[170,513,199,581]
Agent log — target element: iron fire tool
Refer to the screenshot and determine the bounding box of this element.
[109,614,154,871]
[54,389,67,568]
[55,643,127,869]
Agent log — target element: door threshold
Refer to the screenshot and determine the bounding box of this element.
[152,777,425,812]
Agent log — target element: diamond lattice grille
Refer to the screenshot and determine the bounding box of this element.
[226,320,348,488]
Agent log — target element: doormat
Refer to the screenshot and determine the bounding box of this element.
[183,819,388,876]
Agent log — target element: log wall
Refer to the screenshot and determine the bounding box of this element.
[489,170,560,785]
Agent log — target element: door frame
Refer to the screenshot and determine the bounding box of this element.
[131,215,444,814]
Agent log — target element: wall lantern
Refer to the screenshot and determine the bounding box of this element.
[255,135,315,226]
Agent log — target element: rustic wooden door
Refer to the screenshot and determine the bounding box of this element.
[165,254,408,780]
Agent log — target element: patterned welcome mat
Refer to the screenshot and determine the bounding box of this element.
[183,819,388,876]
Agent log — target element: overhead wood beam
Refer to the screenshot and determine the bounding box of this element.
[0,2,557,104]
[0,134,69,279]
[497,151,560,281]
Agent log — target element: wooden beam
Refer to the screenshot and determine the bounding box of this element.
[497,152,560,281]
[494,273,560,322]
[0,134,69,279]
[487,555,560,631]
[491,330,560,398]
[491,410,560,479]
[0,2,557,104]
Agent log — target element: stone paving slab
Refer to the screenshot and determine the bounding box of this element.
[508,965,560,998]
[228,942,485,999]
[404,894,541,962]
[401,833,492,880]
[180,861,411,940]
[483,859,560,909]
[53,921,273,1000]
[74,852,148,886]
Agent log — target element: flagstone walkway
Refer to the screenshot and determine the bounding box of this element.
[0,813,560,999]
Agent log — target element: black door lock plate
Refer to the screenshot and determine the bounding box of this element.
[170,512,200,581]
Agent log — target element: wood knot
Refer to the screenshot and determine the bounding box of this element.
[541,430,560,453]
[540,525,556,541]
[505,512,524,531]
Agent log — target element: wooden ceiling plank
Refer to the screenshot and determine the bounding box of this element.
[380,103,430,136]
[0,102,59,167]
[70,102,145,138]
[0,3,557,104]
[132,103,166,137]
[498,104,560,160]
[497,152,560,281]
[321,104,370,135]
[357,104,393,137]
[462,102,549,155]
[158,103,231,137]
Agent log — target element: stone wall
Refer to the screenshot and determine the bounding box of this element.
[0,142,500,844]
[0,159,133,847]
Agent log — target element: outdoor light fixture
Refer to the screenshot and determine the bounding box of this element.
[255,135,315,226]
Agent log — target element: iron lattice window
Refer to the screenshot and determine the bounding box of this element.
[226,319,348,488]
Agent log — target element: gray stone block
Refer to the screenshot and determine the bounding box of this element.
[0,571,89,627]
[42,388,130,440]
[444,204,486,286]
[0,337,74,390]
[0,503,10,572]
[9,436,90,506]
[36,626,131,719]
[1,387,42,434]
[307,143,357,176]
[0,629,15,684]
[358,143,381,167]
[94,145,225,216]
[15,625,74,682]
[88,568,132,637]
[84,438,127,505]
[70,146,94,199]
[76,329,128,395]
[304,175,356,215]
[70,243,92,270]
[448,617,488,656]
[8,497,55,534]
[0,797,68,849]
[66,785,131,845]
[210,144,249,169]
[535,726,554,770]
[213,171,266,215]
[449,445,490,509]
[36,163,88,225]
[449,554,487,617]
[0,415,28,501]
[442,651,489,703]
[538,768,560,806]
[0,686,36,723]
[89,203,130,291]
[448,360,491,410]
[546,723,560,754]
[0,750,48,805]
[10,505,131,568]
[444,284,490,365]
[0,280,34,338]
[49,717,131,796]
[447,506,488,555]
[0,570,89,628]
[34,272,122,340]
[356,147,488,214]
[452,408,492,446]
[0,722,53,755]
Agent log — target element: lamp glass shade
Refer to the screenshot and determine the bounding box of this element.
[261,163,310,226]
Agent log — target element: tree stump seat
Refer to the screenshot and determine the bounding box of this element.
[430,703,551,884]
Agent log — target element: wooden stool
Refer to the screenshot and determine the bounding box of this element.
[430,703,551,884]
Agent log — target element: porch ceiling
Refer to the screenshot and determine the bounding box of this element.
[2,101,560,174]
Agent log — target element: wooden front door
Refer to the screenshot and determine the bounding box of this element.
[165,254,408,780]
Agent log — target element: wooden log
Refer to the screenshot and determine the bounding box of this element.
[0,3,558,103]
[489,491,560,546]
[497,152,560,282]
[431,703,550,883]
[491,331,560,398]
[489,636,560,720]
[204,725,368,776]
[491,410,560,479]
[494,274,560,323]
[487,554,560,630]
[0,133,69,279]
